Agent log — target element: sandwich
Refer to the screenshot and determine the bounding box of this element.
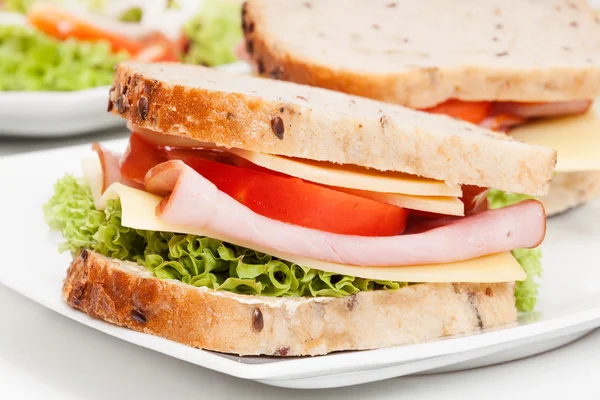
[240,0,600,216]
[44,62,555,356]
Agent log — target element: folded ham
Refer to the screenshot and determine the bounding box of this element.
[145,160,546,267]
[490,100,592,120]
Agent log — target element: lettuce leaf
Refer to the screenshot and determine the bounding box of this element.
[487,189,534,210]
[181,0,242,67]
[488,189,542,312]
[0,25,127,91]
[511,247,542,312]
[4,0,35,13]
[44,175,401,297]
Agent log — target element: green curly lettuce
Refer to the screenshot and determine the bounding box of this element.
[181,0,242,66]
[0,25,127,91]
[488,189,542,312]
[118,6,143,22]
[487,189,534,210]
[511,247,542,312]
[4,0,35,13]
[44,175,403,298]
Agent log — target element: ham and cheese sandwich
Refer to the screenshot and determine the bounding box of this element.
[45,61,555,356]
[240,0,600,216]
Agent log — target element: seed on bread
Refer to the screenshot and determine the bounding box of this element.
[346,294,358,311]
[274,347,290,356]
[138,97,149,120]
[271,116,285,139]
[116,96,129,114]
[252,308,264,332]
[131,309,147,324]
[245,39,254,55]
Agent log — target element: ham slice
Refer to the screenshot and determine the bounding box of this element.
[92,143,144,191]
[490,100,592,120]
[146,160,546,267]
[92,143,125,192]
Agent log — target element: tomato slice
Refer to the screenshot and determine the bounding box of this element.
[27,3,144,55]
[182,157,408,236]
[121,134,408,236]
[27,3,180,61]
[122,133,283,184]
[424,100,492,125]
[134,32,180,62]
[121,133,168,184]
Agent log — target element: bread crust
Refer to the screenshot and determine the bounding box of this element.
[63,250,517,356]
[542,171,600,216]
[243,0,600,109]
[108,62,556,195]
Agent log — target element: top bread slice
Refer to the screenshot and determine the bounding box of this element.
[242,0,600,108]
[109,61,556,195]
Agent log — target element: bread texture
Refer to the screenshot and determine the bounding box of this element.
[63,250,517,356]
[542,171,600,216]
[242,0,600,108]
[109,61,556,195]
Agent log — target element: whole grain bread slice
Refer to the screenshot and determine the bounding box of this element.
[542,170,600,216]
[109,62,555,195]
[63,250,517,356]
[242,0,600,109]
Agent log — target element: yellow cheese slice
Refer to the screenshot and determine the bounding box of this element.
[230,148,462,197]
[511,104,600,172]
[84,154,522,283]
[332,187,464,216]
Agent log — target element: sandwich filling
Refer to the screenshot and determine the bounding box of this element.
[426,98,600,213]
[45,132,545,312]
[424,99,592,132]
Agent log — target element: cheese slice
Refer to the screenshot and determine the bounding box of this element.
[511,104,600,172]
[332,187,464,216]
[230,148,462,197]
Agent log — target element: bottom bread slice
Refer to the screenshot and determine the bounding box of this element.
[542,171,600,216]
[63,250,518,356]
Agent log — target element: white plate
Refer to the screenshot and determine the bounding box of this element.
[1,140,600,389]
[0,86,125,137]
[0,15,123,137]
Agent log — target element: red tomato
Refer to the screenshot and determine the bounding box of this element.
[182,157,408,236]
[27,3,180,61]
[121,134,408,236]
[27,3,143,55]
[424,100,492,124]
[121,134,168,184]
[135,32,180,62]
[461,185,490,214]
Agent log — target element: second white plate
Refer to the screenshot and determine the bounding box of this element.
[0,86,124,137]
[0,63,252,138]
